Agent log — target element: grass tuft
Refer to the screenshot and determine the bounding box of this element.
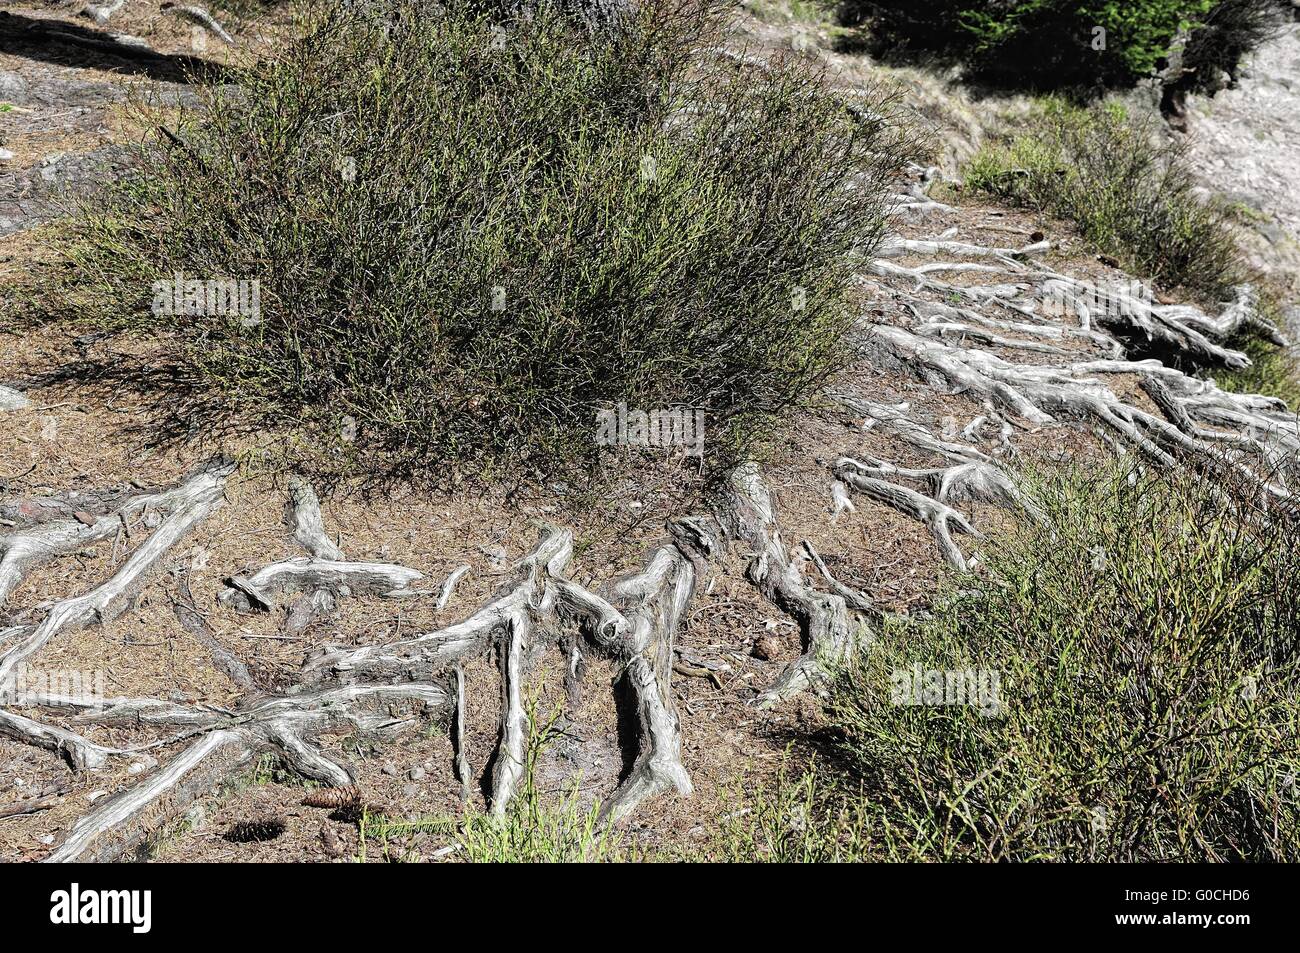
[964,99,1241,299]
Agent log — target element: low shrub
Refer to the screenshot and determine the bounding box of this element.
[61,0,920,485]
[824,464,1300,861]
[964,99,1241,298]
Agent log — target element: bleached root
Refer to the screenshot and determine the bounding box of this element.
[1036,273,1256,369]
[863,323,1296,499]
[160,3,235,44]
[0,460,233,609]
[833,460,981,570]
[596,520,713,822]
[489,608,529,816]
[0,385,30,411]
[41,683,449,861]
[21,479,719,857]
[878,236,1052,262]
[0,461,233,691]
[0,708,145,773]
[724,464,868,706]
[220,558,426,612]
[79,0,127,25]
[286,477,344,561]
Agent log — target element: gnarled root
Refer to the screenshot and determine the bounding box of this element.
[723,464,868,706]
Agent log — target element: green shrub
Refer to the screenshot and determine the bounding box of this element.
[839,1,1286,92]
[825,464,1300,861]
[964,99,1241,298]
[61,0,918,485]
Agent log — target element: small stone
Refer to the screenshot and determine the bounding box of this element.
[339,415,358,443]
[39,834,55,845]
[381,763,399,777]
[408,766,426,781]
[400,783,419,798]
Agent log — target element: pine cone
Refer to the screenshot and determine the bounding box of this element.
[302,785,362,809]
[225,816,286,843]
[752,634,783,661]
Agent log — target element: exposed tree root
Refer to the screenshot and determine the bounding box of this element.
[862,323,1295,498]
[0,461,233,690]
[220,557,426,612]
[0,460,232,609]
[10,477,714,857]
[723,465,868,706]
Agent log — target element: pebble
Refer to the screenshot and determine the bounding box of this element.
[381,763,398,777]
[408,766,426,781]
[400,783,418,798]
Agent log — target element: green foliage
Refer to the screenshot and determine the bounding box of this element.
[710,758,872,862]
[61,0,918,485]
[841,1,1284,91]
[1215,321,1300,406]
[964,99,1241,298]
[823,464,1300,861]
[359,693,627,863]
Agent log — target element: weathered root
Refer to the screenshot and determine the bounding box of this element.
[0,460,232,609]
[489,607,530,816]
[79,0,127,25]
[834,460,981,570]
[452,666,471,801]
[863,322,1296,498]
[0,461,233,691]
[0,708,145,773]
[595,519,714,822]
[220,557,426,612]
[306,520,704,822]
[723,464,867,706]
[878,236,1052,261]
[436,564,471,610]
[40,682,449,861]
[285,477,344,561]
[171,575,257,691]
[1036,273,1255,369]
[160,3,235,44]
[0,783,67,820]
[33,501,715,856]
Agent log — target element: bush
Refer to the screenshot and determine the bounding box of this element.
[840,1,1288,92]
[825,464,1300,861]
[62,0,919,485]
[964,99,1241,298]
